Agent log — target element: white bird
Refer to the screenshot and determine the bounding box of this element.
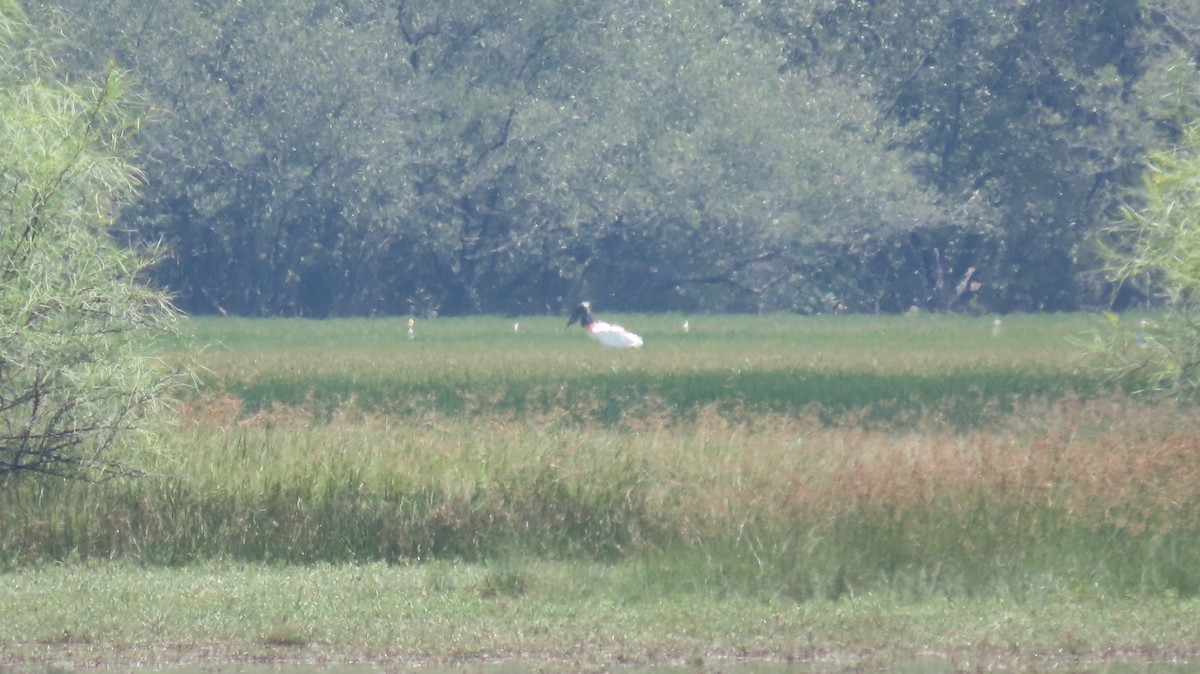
[992,318,1002,337]
[407,318,415,339]
[1135,319,1152,349]
[682,320,689,333]
[567,301,643,349]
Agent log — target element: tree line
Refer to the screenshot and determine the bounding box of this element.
[34,0,1200,317]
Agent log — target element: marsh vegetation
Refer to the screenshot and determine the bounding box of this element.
[5,314,1197,588]
[3,313,1200,670]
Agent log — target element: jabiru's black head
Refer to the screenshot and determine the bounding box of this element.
[567,301,594,329]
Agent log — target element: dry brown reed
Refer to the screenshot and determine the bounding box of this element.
[172,392,1200,540]
[641,396,1200,535]
[8,386,1200,597]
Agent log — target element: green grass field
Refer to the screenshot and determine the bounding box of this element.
[181,312,1098,424]
[4,312,1200,670]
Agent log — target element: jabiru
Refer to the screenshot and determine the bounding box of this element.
[566,301,643,349]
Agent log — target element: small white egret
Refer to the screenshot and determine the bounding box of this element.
[992,318,1002,337]
[682,320,689,333]
[407,318,415,339]
[514,322,520,333]
[1135,319,1152,349]
[567,301,643,349]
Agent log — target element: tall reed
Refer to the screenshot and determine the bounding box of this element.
[4,395,1198,599]
[4,313,1196,600]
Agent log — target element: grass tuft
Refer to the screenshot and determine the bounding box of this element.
[259,622,312,647]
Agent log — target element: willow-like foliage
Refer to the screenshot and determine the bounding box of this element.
[1097,122,1200,398]
[1,3,186,479]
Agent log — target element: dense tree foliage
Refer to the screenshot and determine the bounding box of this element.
[31,0,1200,316]
[744,0,1148,311]
[1,2,184,478]
[1095,121,1200,397]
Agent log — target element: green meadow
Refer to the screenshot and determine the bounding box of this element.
[184,312,1093,425]
[4,312,1200,671]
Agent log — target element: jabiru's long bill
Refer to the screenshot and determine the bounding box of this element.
[566,301,643,349]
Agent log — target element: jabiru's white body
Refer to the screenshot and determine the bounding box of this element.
[567,302,643,349]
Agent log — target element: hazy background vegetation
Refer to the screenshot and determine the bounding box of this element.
[27,0,1200,318]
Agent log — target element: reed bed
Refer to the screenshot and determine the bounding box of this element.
[4,313,1198,601]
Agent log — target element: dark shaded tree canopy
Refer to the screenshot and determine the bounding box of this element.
[31,0,1200,316]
